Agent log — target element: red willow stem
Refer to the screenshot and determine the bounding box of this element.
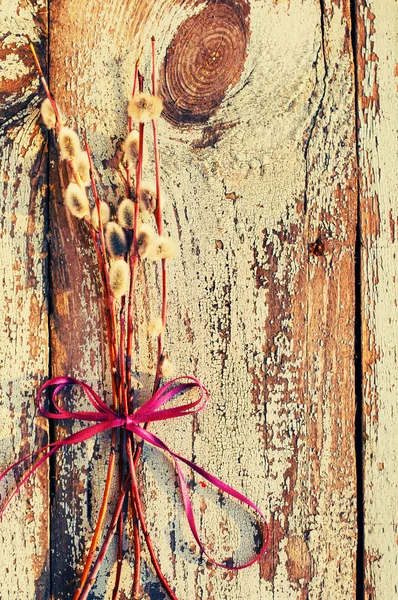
[132,502,141,598]
[28,44,122,597]
[151,37,168,386]
[79,475,131,600]
[73,141,120,598]
[111,430,125,600]
[125,53,141,198]
[127,449,178,600]
[81,453,178,600]
[128,58,143,597]
[83,133,119,383]
[29,41,63,131]
[112,299,127,600]
[111,508,124,600]
[80,429,178,599]
[126,73,144,406]
[124,72,145,597]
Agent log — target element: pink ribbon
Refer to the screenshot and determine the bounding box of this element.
[0,375,269,569]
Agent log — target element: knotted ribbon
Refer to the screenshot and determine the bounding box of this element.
[0,375,269,569]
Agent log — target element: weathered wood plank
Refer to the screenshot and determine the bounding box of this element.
[0,1,49,598]
[0,0,361,598]
[47,1,359,598]
[355,1,398,598]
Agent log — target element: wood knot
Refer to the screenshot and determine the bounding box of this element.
[160,0,250,126]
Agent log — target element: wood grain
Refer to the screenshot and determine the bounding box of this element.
[0,0,377,598]
[355,1,398,598]
[0,0,50,597]
[45,0,359,598]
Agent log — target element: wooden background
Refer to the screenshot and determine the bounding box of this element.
[0,0,397,598]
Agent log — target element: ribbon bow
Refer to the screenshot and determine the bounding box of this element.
[0,375,269,569]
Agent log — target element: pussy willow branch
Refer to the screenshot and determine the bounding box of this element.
[84,133,119,399]
[126,56,143,599]
[29,42,63,130]
[124,70,177,600]
[30,41,177,599]
[131,36,168,476]
[125,52,142,200]
[122,70,145,599]
[151,36,168,385]
[28,56,122,598]
[73,137,120,600]
[28,48,122,597]
[127,40,176,599]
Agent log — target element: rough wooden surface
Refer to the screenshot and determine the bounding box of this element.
[1,0,396,599]
[355,1,398,598]
[0,1,50,597]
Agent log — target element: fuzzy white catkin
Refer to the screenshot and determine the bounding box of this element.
[124,131,148,166]
[75,151,91,185]
[91,202,110,230]
[105,222,128,257]
[148,317,164,337]
[109,259,130,298]
[139,182,157,213]
[136,224,156,258]
[160,357,175,379]
[117,199,135,229]
[40,98,56,129]
[65,183,90,218]
[59,127,81,161]
[128,93,163,122]
[147,236,179,261]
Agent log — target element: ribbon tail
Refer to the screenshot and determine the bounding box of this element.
[0,443,54,484]
[132,425,270,570]
[0,420,118,519]
[0,444,59,519]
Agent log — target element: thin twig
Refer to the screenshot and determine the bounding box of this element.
[73,141,120,599]
[79,477,131,600]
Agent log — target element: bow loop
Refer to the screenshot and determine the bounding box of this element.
[131,376,209,424]
[38,376,117,422]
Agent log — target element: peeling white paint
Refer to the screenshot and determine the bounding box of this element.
[0,0,362,598]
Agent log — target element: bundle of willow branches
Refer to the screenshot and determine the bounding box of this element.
[0,39,269,600]
[35,38,184,599]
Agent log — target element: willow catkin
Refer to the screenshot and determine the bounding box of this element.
[147,235,179,261]
[75,151,91,185]
[128,93,163,122]
[105,222,128,258]
[117,199,135,230]
[40,98,56,129]
[160,356,175,379]
[91,202,110,231]
[148,317,164,337]
[136,224,156,258]
[59,127,81,161]
[65,183,90,218]
[109,259,130,298]
[139,182,157,213]
[124,131,148,166]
